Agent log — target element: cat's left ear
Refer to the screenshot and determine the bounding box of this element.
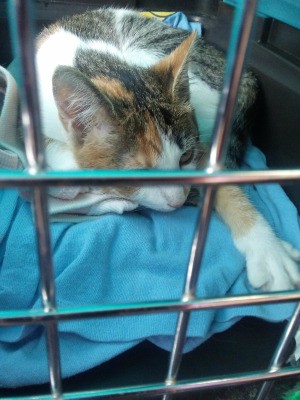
[152,31,197,100]
[52,66,116,142]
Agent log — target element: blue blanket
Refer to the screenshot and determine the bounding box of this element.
[0,145,299,387]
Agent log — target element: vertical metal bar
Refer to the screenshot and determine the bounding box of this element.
[32,187,62,398]
[209,0,258,169]
[256,303,300,400]
[7,1,44,173]
[163,1,258,398]
[7,1,63,398]
[165,187,215,388]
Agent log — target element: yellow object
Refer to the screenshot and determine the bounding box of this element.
[141,11,176,20]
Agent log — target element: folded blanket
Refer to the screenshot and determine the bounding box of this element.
[0,12,299,388]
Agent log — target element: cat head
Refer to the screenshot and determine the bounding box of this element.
[52,31,204,211]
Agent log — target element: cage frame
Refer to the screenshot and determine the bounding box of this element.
[0,0,300,399]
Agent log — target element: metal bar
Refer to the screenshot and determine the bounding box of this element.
[256,303,300,400]
[1,168,300,187]
[183,188,216,298]
[32,188,57,312]
[7,2,44,173]
[0,291,300,326]
[163,1,259,397]
[209,0,258,170]
[7,1,62,398]
[164,311,191,385]
[164,187,215,389]
[4,366,300,400]
[32,187,62,398]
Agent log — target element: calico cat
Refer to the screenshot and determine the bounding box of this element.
[35,8,300,291]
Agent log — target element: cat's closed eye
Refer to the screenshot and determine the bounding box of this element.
[179,150,194,167]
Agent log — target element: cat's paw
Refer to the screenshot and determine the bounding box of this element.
[246,239,300,291]
[234,218,300,291]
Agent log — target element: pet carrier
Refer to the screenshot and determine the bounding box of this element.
[0,0,300,399]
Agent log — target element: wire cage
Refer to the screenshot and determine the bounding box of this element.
[0,0,300,399]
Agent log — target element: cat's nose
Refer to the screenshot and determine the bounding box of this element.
[163,187,187,209]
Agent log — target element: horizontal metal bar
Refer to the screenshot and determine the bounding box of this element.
[1,168,300,188]
[3,366,300,400]
[0,291,299,326]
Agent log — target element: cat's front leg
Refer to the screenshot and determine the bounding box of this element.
[215,185,300,291]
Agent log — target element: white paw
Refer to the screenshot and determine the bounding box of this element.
[234,217,300,291]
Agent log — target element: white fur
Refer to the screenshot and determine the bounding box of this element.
[189,72,220,140]
[45,140,78,170]
[86,39,124,59]
[156,135,182,170]
[36,29,79,143]
[133,185,187,212]
[36,29,82,170]
[87,191,138,215]
[114,9,163,67]
[132,136,189,211]
[88,21,161,67]
[235,215,300,291]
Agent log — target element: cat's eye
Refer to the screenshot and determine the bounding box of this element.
[180,150,194,166]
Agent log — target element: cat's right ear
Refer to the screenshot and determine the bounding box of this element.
[52,66,116,141]
[151,31,196,101]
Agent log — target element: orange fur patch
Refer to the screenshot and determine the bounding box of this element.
[183,186,190,197]
[91,77,134,102]
[135,115,162,168]
[73,128,117,169]
[215,185,258,238]
[73,128,138,197]
[152,31,197,92]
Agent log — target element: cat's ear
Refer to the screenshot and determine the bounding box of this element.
[152,31,197,100]
[52,66,115,141]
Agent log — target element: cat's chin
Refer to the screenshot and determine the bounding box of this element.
[133,188,188,213]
